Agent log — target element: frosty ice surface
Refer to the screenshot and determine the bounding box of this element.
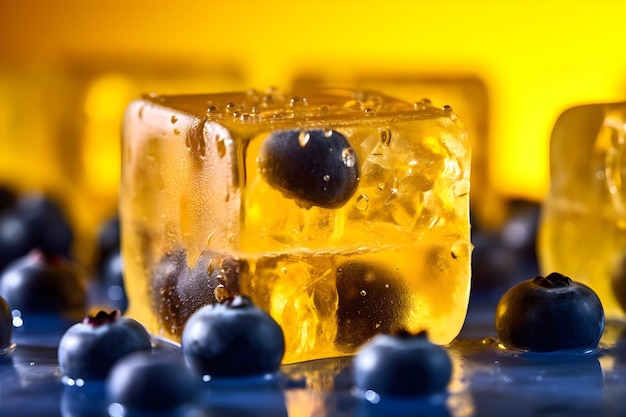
[539,101,626,319]
[120,88,471,363]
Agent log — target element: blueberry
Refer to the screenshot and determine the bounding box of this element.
[153,248,243,337]
[97,250,128,314]
[181,295,285,378]
[257,129,360,209]
[0,185,16,212]
[0,193,73,271]
[353,331,452,398]
[58,309,152,380]
[107,350,200,411]
[335,261,409,353]
[0,295,11,350]
[0,250,86,325]
[94,216,120,273]
[495,272,605,352]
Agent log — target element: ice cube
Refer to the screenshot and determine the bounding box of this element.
[120,88,471,363]
[539,101,626,319]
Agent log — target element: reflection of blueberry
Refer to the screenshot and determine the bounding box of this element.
[0,295,11,350]
[0,250,86,323]
[495,273,605,351]
[58,310,152,380]
[182,295,285,378]
[353,331,452,398]
[152,249,243,337]
[258,129,360,209]
[0,194,73,271]
[335,261,409,353]
[107,350,200,411]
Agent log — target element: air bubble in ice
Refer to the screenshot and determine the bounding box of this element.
[173,129,181,135]
[356,194,370,212]
[360,290,367,296]
[323,175,331,182]
[379,128,392,146]
[453,178,470,197]
[451,240,472,260]
[170,115,178,124]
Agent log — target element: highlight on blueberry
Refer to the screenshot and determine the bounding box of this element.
[495,272,605,352]
[181,295,285,378]
[257,128,360,209]
[107,350,200,412]
[58,310,152,381]
[353,331,452,399]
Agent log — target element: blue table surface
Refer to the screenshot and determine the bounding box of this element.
[2,295,626,417]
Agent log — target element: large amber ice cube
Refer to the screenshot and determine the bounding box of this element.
[539,101,626,319]
[120,88,471,363]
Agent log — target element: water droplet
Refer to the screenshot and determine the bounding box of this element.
[324,130,333,138]
[360,290,367,296]
[281,267,288,274]
[344,99,364,110]
[225,102,239,114]
[379,128,392,146]
[272,112,285,120]
[451,240,472,260]
[298,131,311,147]
[173,128,181,135]
[239,113,253,122]
[356,194,369,212]
[323,174,331,182]
[289,96,308,108]
[453,178,470,197]
[206,106,219,116]
[364,108,376,116]
[413,98,432,110]
[318,105,331,113]
[170,115,178,124]
[342,147,357,167]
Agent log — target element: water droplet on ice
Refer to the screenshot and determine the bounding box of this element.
[342,148,357,167]
[323,174,331,182]
[360,290,367,296]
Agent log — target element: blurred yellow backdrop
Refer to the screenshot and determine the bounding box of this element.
[1,0,625,261]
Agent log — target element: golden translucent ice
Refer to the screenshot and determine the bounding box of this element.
[539,101,626,319]
[120,88,471,363]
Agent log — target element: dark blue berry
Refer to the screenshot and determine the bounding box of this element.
[58,309,152,380]
[495,272,605,352]
[107,350,200,411]
[353,331,452,398]
[0,193,73,271]
[258,129,360,209]
[153,248,243,336]
[335,261,409,353]
[97,250,128,314]
[181,295,285,378]
[0,250,86,324]
[94,216,120,273]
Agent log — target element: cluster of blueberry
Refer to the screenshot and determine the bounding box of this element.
[0,183,610,413]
